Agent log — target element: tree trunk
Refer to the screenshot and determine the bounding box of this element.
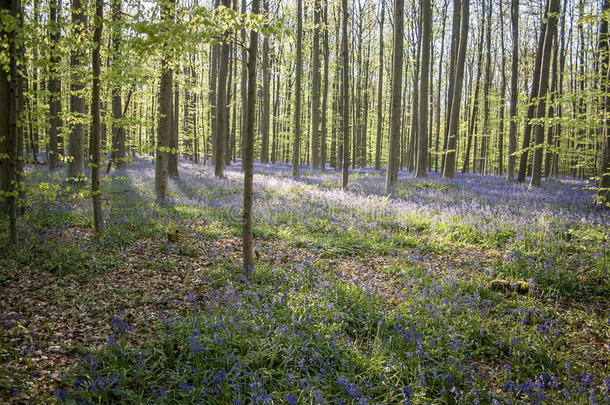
[91,0,104,233]
[320,0,329,172]
[48,0,62,170]
[529,0,560,188]
[292,0,303,177]
[441,0,461,175]
[516,9,550,183]
[67,0,86,180]
[155,0,174,202]
[479,0,492,175]
[243,0,260,274]
[341,0,349,189]
[386,0,404,192]
[416,0,431,178]
[169,80,179,177]
[599,0,610,203]
[310,0,321,170]
[442,0,469,179]
[215,0,231,178]
[374,1,384,171]
[260,0,271,164]
[506,0,519,180]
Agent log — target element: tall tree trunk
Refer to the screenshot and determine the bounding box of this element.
[215,0,231,177]
[0,0,9,202]
[544,34,559,177]
[506,0,519,180]
[67,0,86,180]
[529,0,560,188]
[462,21,483,174]
[111,0,127,171]
[497,0,507,175]
[260,0,271,163]
[479,0,492,175]
[243,0,260,273]
[320,0,329,172]
[155,0,174,201]
[341,0,349,189]
[442,0,469,179]
[210,0,220,166]
[599,0,610,203]
[292,0,303,177]
[416,0,431,178]
[386,0,404,192]
[48,0,62,170]
[240,0,247,169]
[435,1,448,172]
[517,7,550,183]
[310,0,321,169]
[374,0,384,171]
[169,80,179,177]
[91,0,104,233]
[441,0,461,175]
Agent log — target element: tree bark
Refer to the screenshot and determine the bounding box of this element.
[416,0,431,178]
[385,0,404,192]
[442,0,469,179]
[320,0,329,172]
[91,0,104,233]
[529,0,560,188]
[374,0,384,171]
[292,0,303,177]
[506,0,519,180]
[155,0,174,201]
[67,0,86,180]
[243,0,260,274]
[48,0,62,169]
[341,0,349,189]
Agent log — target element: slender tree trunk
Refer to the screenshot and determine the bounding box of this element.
[517,10,549,183]
[91,0,104,233]
[529,0,560,188]
[479,0,492,175]
[599,0,610,203]
[544,34,559,177]
[310,0,321,169]
[260,0,271,164]
[240,0,247,169]
[48,0,62,169]
[441,0,461,175]
[243,0,260,274]
[416,0,431,178]
[215,0,231,177]
[506,0,519,180]
[111,0,127,171]
[374,0,384,171]
[462,22,483,174]
[497,0,507,175]
[341,0,349,189]
[293,0,303,177]
[169,80,179,177]
[442,0,469,179]
[386,0,404,192]
[435,1,448,172]
[0,0,10,203]
[320,0,329,172]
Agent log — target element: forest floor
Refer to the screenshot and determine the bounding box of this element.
[1,159,609,404]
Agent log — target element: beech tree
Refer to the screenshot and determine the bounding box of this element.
[91,0,104,233]
[155,0,175,202]
[385,0,404,192]
[243,0,260,273]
